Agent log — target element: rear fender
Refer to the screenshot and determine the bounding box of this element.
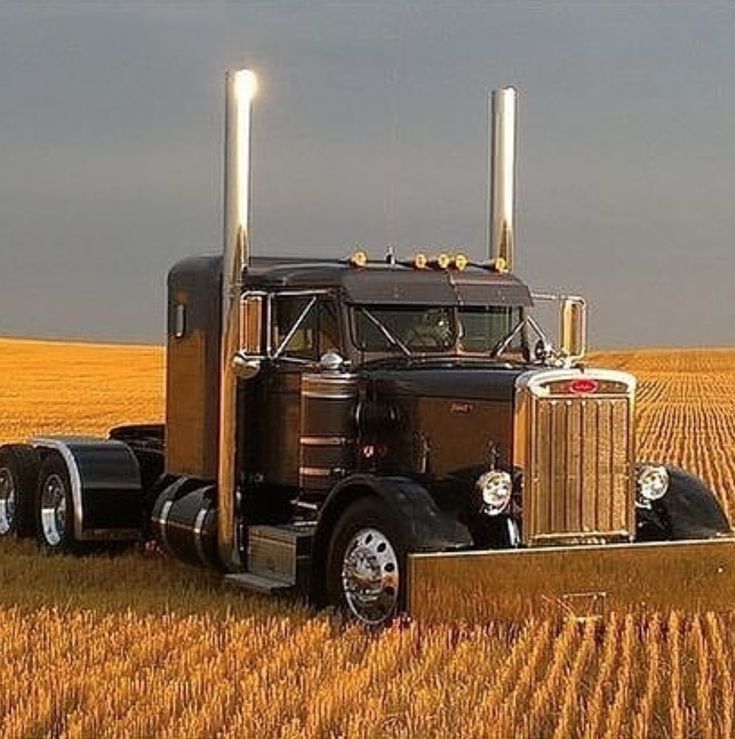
[32,437,143,541]
[636,466,731,541]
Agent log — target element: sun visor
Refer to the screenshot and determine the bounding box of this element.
[342,269,458,305]
[452,278,533,307]
[342,268,532,307]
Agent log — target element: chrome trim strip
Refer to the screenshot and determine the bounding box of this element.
[299,436,351,447]
[299,467,334,477]
[294,500,319,511]
[193,506,209,564]
[302,391,356,400]
[515,367,637,396]
[156,499,173,552]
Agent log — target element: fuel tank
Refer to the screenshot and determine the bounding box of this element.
[151,479,220,569]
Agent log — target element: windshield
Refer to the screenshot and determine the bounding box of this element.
[459,306,524,355]
[352,306,456,353]
[350,305,525,357]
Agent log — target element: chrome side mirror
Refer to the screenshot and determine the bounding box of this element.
[559,296,586,364]
[233,354,261,380]
[240,295,264,355]
[236,294,265,379]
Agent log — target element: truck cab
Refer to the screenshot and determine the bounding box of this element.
[158,251,731,624]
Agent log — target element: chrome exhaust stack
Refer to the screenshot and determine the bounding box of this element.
[488,87,517,271]
[218,69,257,570]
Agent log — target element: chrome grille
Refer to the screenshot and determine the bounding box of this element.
[515,370,636,547]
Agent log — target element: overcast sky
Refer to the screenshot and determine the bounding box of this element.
[0,2,733,347]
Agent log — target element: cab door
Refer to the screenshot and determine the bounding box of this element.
[258,293,341,495]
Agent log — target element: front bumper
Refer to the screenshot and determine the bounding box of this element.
[407,537,735,622]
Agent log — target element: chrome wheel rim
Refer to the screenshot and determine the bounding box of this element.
[40,473,67,546]
[0,467,16,535]
[341,527,399,625]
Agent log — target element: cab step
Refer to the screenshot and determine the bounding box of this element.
[223,572,294,595]
[225,524,316,595]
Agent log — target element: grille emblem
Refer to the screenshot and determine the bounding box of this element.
[568,378,599,395]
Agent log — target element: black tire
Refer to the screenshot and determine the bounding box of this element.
[636,466,731,541]
[325,496,407,626]
[35,453,78,554]
[0,444,41,538]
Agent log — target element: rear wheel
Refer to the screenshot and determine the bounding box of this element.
[36,454,77,554]
[0,445,40,538]
[325,497,405,626]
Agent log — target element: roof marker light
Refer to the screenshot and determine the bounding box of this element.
[350,250,369,268]
[493,256,508,273]
[413,253,428,269]
[436,253,452,270]
[454,254,469,271]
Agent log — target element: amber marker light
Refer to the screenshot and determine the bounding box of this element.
[454,253,469,271]
[413,253,428,269]
[493,256,508,272]
[350,250,369,268]
[436,253,451,270]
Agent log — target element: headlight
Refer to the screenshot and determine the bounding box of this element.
[636,465,669,506]
[476,470,513,516]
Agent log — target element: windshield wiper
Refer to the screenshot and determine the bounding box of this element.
[489,314,552,360]
[488,317,527,358]
[357,307,412,358]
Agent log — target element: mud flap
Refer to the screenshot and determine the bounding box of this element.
[407,537,735,623]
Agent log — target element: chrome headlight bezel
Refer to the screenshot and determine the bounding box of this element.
[476,469,513,516]
[636,465,669,507]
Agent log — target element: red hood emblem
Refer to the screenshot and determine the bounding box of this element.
[568,378,599,395]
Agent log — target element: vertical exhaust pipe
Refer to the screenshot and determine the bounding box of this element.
[218,68,257,570]
[488,87,517,271]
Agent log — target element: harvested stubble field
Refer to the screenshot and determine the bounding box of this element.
[2,337,735,738]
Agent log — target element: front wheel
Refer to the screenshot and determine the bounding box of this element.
[325,497,405,626]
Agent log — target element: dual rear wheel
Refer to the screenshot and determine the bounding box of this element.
[0,445,40,538]
[0,446,75,552]
[36,455,75,552]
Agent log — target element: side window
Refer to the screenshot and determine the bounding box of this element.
[273,296,317,360]
[272,295,342,361]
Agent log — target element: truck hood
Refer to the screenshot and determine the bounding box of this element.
[365,361,528,403]
[362,362,532,479]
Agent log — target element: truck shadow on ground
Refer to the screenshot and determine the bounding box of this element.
[0,539,316,623]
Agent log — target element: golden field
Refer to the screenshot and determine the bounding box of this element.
[2,338,735,738]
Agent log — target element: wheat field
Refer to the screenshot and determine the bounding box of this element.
[2,338,735,738]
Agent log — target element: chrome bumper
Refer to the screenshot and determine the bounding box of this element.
[407,537,735,622]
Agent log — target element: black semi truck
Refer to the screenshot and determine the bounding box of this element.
[1,70,733,625]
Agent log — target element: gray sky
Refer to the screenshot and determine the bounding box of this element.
[0,2,733,347]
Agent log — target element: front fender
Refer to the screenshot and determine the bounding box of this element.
[317,474,472,552]
[310,474,472,604]
[636,466,731,541]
